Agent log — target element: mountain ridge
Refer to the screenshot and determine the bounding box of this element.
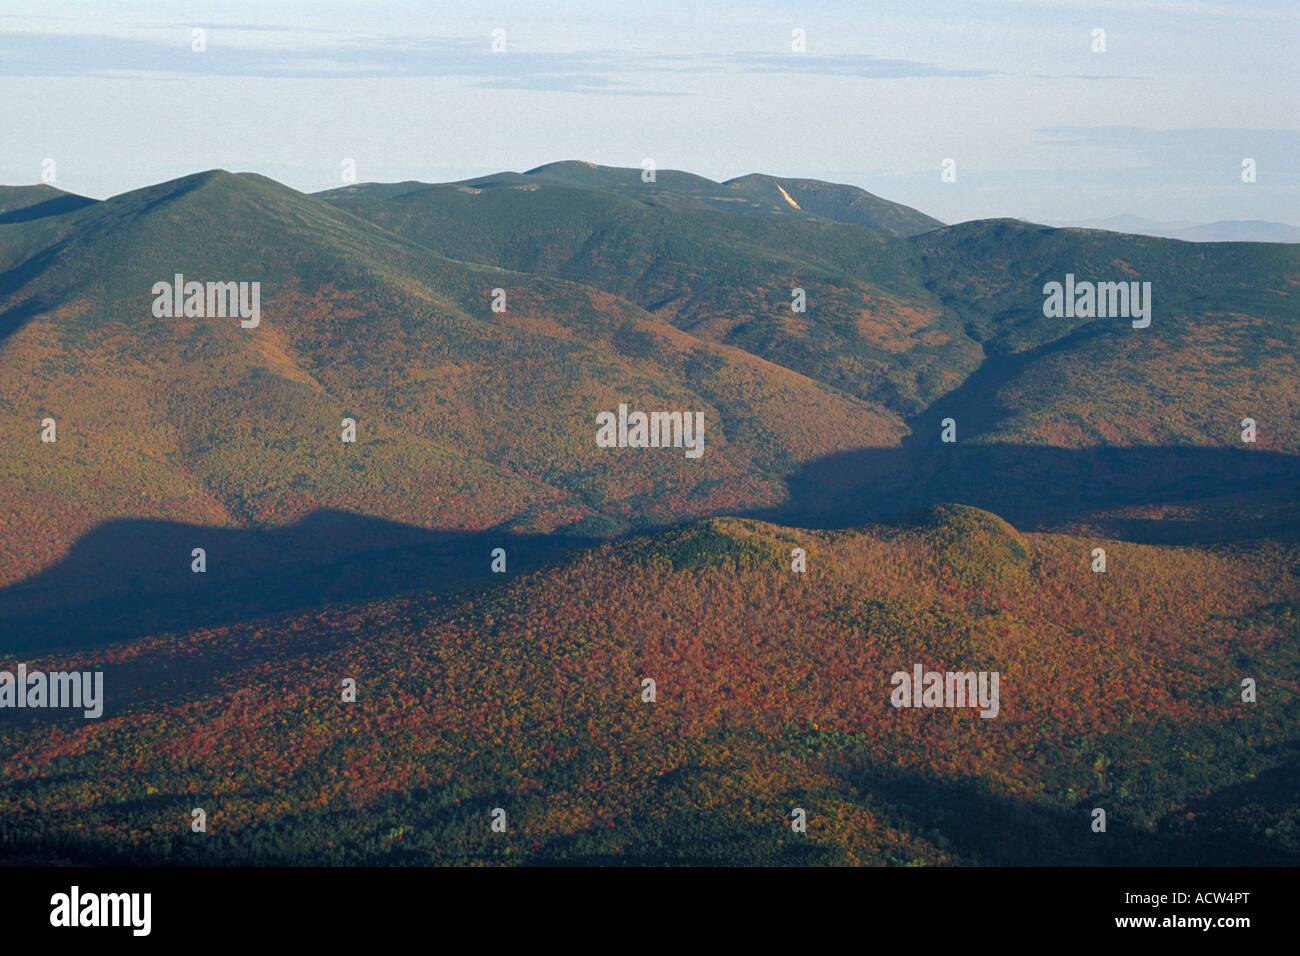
[1,163,1296,651]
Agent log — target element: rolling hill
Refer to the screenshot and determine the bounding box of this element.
[1,510,1295,865]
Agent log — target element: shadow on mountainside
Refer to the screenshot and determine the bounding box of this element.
[834,760,1299,866]
[2,440,1296,654]
[740,319,1300,539]
[0,193,98,225]
[0,510,591,655]
[1156,753,1300,865]
[741,441,1300,544]
[8,753,1291,866]
[0,238,77,342]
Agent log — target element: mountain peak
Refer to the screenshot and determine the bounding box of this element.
[723,172,944,236]
[524,159,601,174]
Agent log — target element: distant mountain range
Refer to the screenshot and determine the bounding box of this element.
[1046,214,1300,244]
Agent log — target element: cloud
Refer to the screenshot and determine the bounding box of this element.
[1035,125,1300,155]
[722,52,999,79]
[0,27,697,96]
[0,23,1017,96]
[473,75,684,96]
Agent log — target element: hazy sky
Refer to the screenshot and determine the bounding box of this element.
[1,0,1296,225]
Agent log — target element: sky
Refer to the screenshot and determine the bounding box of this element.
[1,0,1296,226]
